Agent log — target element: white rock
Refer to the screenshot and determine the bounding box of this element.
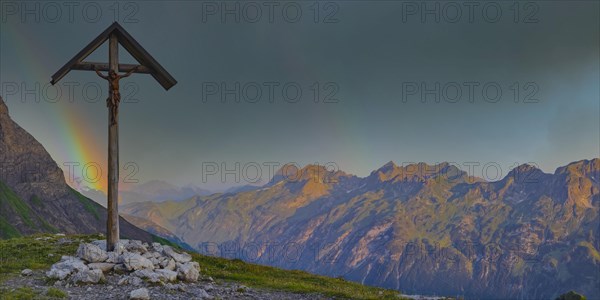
[151,243,164,254]
[129,288,150,300]
[90,240,106,248]
[46,256,88,280]
[91,240,128,254]
[120,252,154,271]
[130,276,144,286]
[150,257,159,266]
[76,243,108,263]
[158,258,168,267]
[132,269,161,283]
[126,240,148,253]
[71,269,104,284]
[165,259,176,271]
[113,264,128,273]
[88,262,116,272]
[159,258,176,271]
[106,252,120,263]
[177,262,200,282]
[21,269,33,276]
[155,269,178,282]
[118,276,143,286]
[47,269,71,280]
[163,246,192,263]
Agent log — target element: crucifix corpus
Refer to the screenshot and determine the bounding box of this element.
[50,22,177,251]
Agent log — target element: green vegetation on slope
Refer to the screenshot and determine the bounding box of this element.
[0,181,35,228]
[0,181,59,237]
[0,234,404,299]
[195,255,401,299]
[70,188,100,220]
[151,234,180,248]
[555,291,587,300]
[0,217,21,239]
[30,195,42,207]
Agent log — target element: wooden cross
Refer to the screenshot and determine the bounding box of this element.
[50,22,176,251]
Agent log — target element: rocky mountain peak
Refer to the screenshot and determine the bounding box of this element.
[0,96,66,189]
[0,97,8,115]
[555,158,600,177]
[378,161,398,172]
[505,163,546,182]
[554,159,600,207]
[272,163,349,184]
[371,161,465,182]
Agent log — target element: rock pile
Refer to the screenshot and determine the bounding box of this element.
[46,240,200,285]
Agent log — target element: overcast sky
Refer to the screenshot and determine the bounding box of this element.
[1,1,598,191]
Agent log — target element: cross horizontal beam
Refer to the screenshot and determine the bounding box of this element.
[72,62,152,74]
[50,23,118,85]
[50,22,176,90]
[113,23,177,90]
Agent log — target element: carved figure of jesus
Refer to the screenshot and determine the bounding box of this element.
[94,66,137,124]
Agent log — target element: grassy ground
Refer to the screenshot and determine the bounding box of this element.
[195,254,401,299]
[0,234,405,299]
[1,287,67,299]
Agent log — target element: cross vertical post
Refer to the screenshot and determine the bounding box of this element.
[50,23,177,251]
[107,33,119,251]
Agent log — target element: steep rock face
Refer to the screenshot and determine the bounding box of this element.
[0,97,8,115]
[0,97,153,241]
[124,159,600,299]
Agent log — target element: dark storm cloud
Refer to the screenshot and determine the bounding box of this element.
[1,1,598,190]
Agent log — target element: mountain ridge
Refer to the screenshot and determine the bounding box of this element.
[124,158,600,299]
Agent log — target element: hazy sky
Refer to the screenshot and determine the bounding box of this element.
[1,1,598,191]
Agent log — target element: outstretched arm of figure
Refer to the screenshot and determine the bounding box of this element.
[120,66,139,78]
[94,66,109,80]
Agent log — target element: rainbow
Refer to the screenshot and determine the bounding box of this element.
[56,108,108,192]
[3,24,108,192]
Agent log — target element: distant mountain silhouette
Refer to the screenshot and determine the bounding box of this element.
[79,180,212,207]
